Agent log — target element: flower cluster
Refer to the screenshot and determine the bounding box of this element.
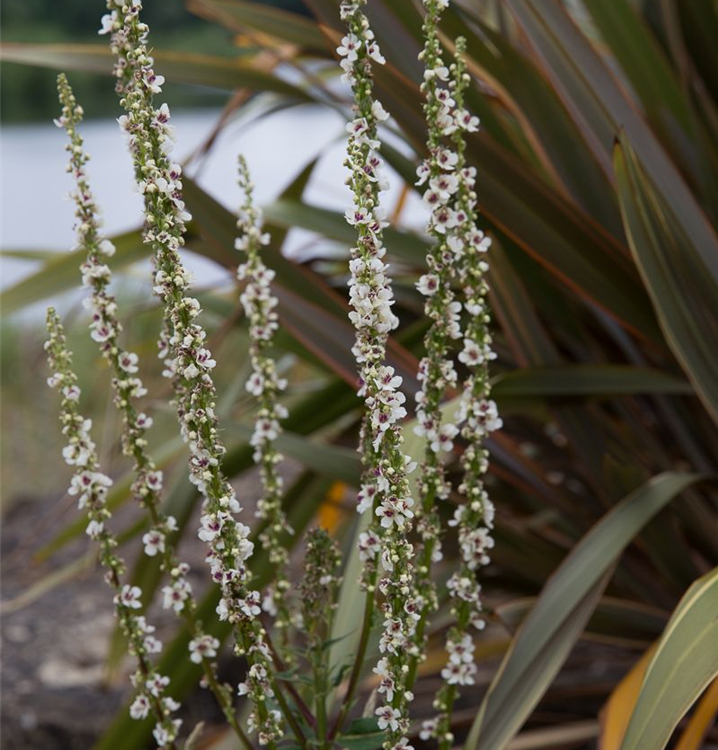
[417,34,502,750]
[235,155,293,642]
[406,0,469,684]
[55,72,250,741]
[299,528,342,742]
[339,2,419,747]
[45,309,181,749]
[101,2,282,744]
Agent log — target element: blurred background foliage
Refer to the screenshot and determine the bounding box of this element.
[0,0,307,120]
[1,1,718,749]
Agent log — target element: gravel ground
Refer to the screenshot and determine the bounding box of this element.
[0,460,296,750]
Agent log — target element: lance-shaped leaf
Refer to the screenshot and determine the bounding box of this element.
[0,230,147,315]
[187,0,329,53]
[619,567,718,750]
[492,366,693,399]
[0,43,313,100]
[614,135,718,426]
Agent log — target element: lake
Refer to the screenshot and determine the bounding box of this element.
[1,105,424,314]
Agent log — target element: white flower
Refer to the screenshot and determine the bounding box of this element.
[196,348,216,370]
[372,100,390,122]
[153,720,182,748]
[373,657,395,701]
[376,706,401,732]
[146,471,163,493]
[417,273,439,296]
[344,206,371,226]
[246,372,264,396]
[358,530,381,560]
[437,147,459,170]
[162,580,191,613]
[63,385,81,402]
[146,673,170,697]
[455,108,480,132]
[144,635,162,653]
[198,513,223,543]
[415,161,431,186]
[142,529,165,557]
[420,718,438,741]
[367,41,386,64]
[337,33,360,61]
[118,351,139,373]
[375,497,413,529]
[431,422,459,453]
[86,519,104,538]
[432,206,458,234]
[356,484,376,514]
[183,363,199,380]
[188,635,220,664]
[117,585,142,610]
[98,239,116,256]
[441,660,477,685]
[129,694,150,720]
[238,591,262,618]
[136,412,153,430]
[98,12,117,35]
[458,338,483,366]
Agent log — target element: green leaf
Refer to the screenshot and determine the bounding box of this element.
[492,366,693,398]
[0,230,147,315]
[505,0,718,281]
[496,596,669,648]
[346,718,381,735]
[262,198,430,266]
[226,424,361,485]
[0,43,312,99]
[441,6,621,234]
[614,135,718,425]
[581,0,693,137]
[187,0,329,53]
[0,248,57,262]
[337,724,388,750]
[367,57,663,341]
[183,177,348,317]
[619,567,718,750]
[464,472,705,750]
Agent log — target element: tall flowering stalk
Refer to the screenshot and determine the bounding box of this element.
[99,2,300,745]
[419,38,502,750]
[234,155,293,645]
[54,72,251,746]
[45,309,181,750]
[338,2,420,747]
[407,0,467,680]
[300,529,342,750]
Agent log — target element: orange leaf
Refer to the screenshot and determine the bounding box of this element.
[674,678,718,750]
[599,644,657,750]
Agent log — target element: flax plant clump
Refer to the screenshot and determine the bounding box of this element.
[43,0,499,747]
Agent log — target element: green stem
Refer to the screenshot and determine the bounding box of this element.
[328,586,375,739]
